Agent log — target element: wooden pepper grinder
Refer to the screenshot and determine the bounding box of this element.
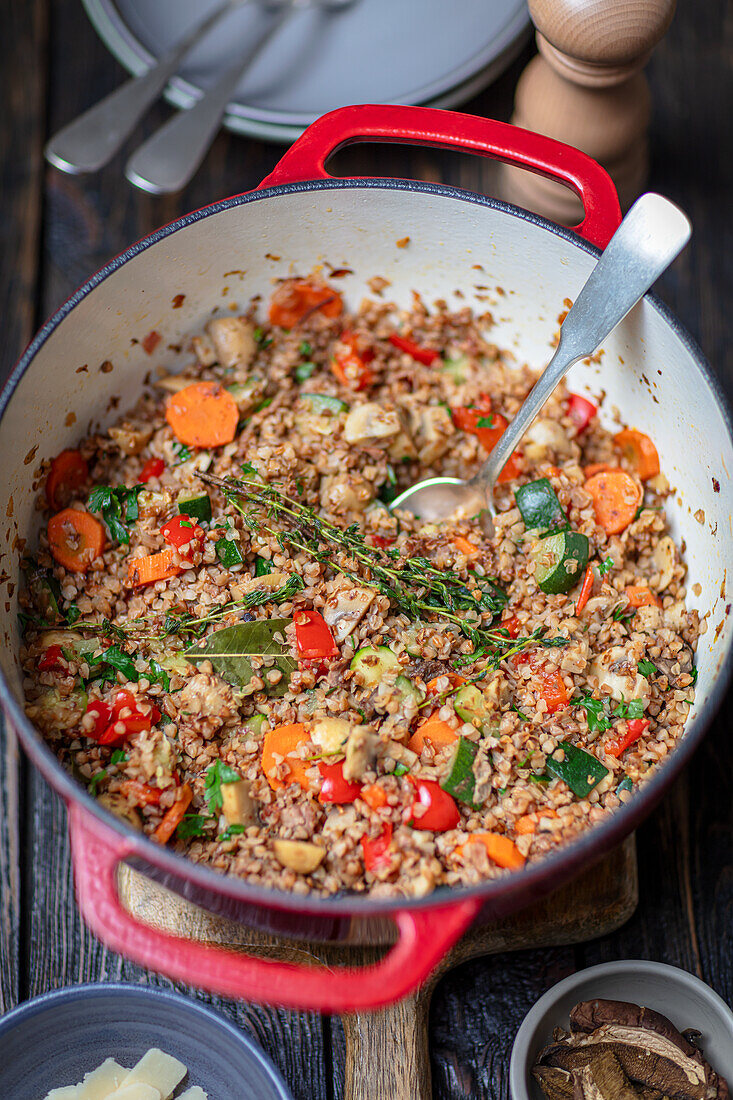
[501,0,675,224]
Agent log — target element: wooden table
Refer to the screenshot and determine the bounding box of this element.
[1,2,730,1097]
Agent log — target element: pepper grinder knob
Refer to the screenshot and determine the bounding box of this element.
[501,0,676,224]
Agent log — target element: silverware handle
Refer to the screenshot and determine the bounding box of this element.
[44,0,241,174]
[469,193,692,493]
[126,6,294,195]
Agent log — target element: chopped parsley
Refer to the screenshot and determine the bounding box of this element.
[241,461,258,477]
[254,326,273,348]
[299,341,313,357]
[295,362,317,382]
[393,762,410,777]
[176,813,212,839]
[87,484,144,544]
[87,645,139,683]
[110,749,127,765]
[204,759,241,814]
[690,667,698,686]
[613,606,635,623]
[598,557,614,577]
[511,703,529,721]
[65,603,81,624]
[88,770,107,794]
[476,415,494,429]
[637,658,658,677]
[147,658,171,692]
[219,823,246,842]
[576,693,611,734]
[172,442,193,465]
[616,776,633,794]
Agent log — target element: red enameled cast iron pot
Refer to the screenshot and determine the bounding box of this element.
[1,106,731,1013]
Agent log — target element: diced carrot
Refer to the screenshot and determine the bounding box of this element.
[46,449,89,511]
[425,673,466,697]
[454,832,525,870]
[151,783,192,844]
[262,723,312,791]
[624,584,661,608]
[452,536,480,560]
[120,779,162,806]
[575,563,595,614]
[583,462,618,479]
[514,651,569,714]
[165,381,239,448]
[515,809,558,835]
[407,715,459,754]
[47,509,105,573]
[614,428,660,481]
[269,279,343,328]
[127,548,181,587]
[361,784,389,811]
[501,614,521,638]
[544,465,562,478]
[584,469,642,535]
[331,329,375,390]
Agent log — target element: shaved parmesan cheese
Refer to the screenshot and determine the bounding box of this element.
[117,1049,186,1100]
[77,1059,125,1099]
[177,1089,208,1100]
[110,1086,160,1100]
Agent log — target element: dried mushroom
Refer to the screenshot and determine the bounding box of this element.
[272,839,325,874]
[533,999,730,1100]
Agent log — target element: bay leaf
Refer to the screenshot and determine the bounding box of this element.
[187,617,295,697]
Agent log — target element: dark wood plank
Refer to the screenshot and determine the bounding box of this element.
[0,0,49,1014]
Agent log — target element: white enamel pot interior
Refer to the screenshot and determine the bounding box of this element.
[1,107,731,1012]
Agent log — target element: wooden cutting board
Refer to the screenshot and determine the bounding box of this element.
[119,838,637,1099]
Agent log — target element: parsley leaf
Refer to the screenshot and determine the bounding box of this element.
[295,362,316,382]
[476,415,494,429]
[616,776,633,794]
[219,823,246,842]
[254,327,273,348]
[110,749,127,765]
[690,666,698,686]
[241,461,258,477]
[576,693,610,734]
[598,557,614,576]
[147,658,171,692]
[87,484,144,544]
[176,813,212,839]
[637,658,658,677]
[65,602,81,624]
[393,762,410,776]
[299,340,313,357]
[612,697,645,721]
[172,442,193,465]
[204,759,241,814]
[88,645,139,683]
[88,770,107,794]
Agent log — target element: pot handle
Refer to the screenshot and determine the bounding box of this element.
[68,801,481,1012]
[257,104,621,249]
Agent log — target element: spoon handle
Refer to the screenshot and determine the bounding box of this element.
[126,5,295,194]
[45,0,245,174]
[470,193,691,494]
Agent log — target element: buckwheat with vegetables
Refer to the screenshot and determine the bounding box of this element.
[20,277,699,898]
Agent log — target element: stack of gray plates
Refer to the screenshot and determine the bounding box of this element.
[82,0,530,143]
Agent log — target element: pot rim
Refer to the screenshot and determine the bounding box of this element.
[2,176,732,919]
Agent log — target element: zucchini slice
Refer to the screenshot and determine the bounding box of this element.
[395,674,425,706]
[545,741,608,797]
[215,538,245,568]
[177,491,212,523]
[441,736,481,806]
[531,531,589,595]
[350,645,401,688]
[301,393,349,415]
[515,478,567,533]
[454,684,498,735]
[440,355,470,384]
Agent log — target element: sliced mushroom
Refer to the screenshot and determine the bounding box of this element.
[343,402,402,445]
[221,778,256,827]
[343,725,377,781]
[408,405,455,465]
[108,421,154,456]
[192,334,216,367]
[588,647,651,704]
[320,473,374,515]
[97,792,142,830]
[533,1065,575,1100]
[311,717,351,755]
[206,316,256,369]
[155,373,198,393]
[573,1053,641,1100]
[524,417,573,461]
[137,488,172,519]
[230,571,288,599]
[272,838,325,874]
[322,580,376,642]
[652,535,677,591]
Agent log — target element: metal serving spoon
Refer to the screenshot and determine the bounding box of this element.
[390,193,692,532]
[126,0,354,195]
[45,0,249,175]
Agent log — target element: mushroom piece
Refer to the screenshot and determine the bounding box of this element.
[272,839,325,874]
[230,571,289,600]
[533,1065,575,1100]
[588,647,651,704]
[311,717,352,755]
[343,402,402,445]
[108,421,154,456]
[221,777,256,828]
[154,373,198,393]
[192,334,216,367]
[319,473,374,515]
[573,1053,642,1100]
[206,316,256,370]
[408,405,455,465]
[97,792,143,830]
[322,580,376,642]
[137,488,172,519]
[343,725,377,781]
[651,535,677,591]
[524,417,574,460]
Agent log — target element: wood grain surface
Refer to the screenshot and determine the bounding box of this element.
[0,1,731,1098]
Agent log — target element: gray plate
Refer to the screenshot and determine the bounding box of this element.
[82,0,530,137]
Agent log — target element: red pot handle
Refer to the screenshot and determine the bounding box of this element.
[68,801,481,1012]
[257,104,621,249]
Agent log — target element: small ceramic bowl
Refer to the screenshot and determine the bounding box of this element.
[510,960,733,1100]
[0,983,292,1100]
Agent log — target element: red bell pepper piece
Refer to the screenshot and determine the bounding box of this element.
[451,403,521,484]
[160,515,205,558]
[567,393,597,432]
[98,690,161,746]
[331,330,375,390]
[575,564,595,614]
[119,779,162,806]
[139,456,165,483]
[361,822,393,872]
[368,534,397,549]
[38,644,66,672]
[388,333,439,366]
[605,718,649,758]
[85,699,112,739]
[294,608,338,660]
[514,652,569,714]
[408,778,460,831]
[318,761,362,804]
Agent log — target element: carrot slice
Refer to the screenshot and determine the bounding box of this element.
[575,563,595,614]
[262,722,312,791]
[614,428,660,481]
[454,832,526,870]
[46,449,89,511]
[120,779,162,806]
[624,584,662,608]
[151,783,193,844]
[583,462,618,479]
[165,381,239,448]
[584,469,642,535]
[515,809,558,836]
[452,536,480,560]
[127,548,181,587]
[407,715,459,754]
[47,509,105,573]
[361,784,389,811]
[269,279,343,328]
